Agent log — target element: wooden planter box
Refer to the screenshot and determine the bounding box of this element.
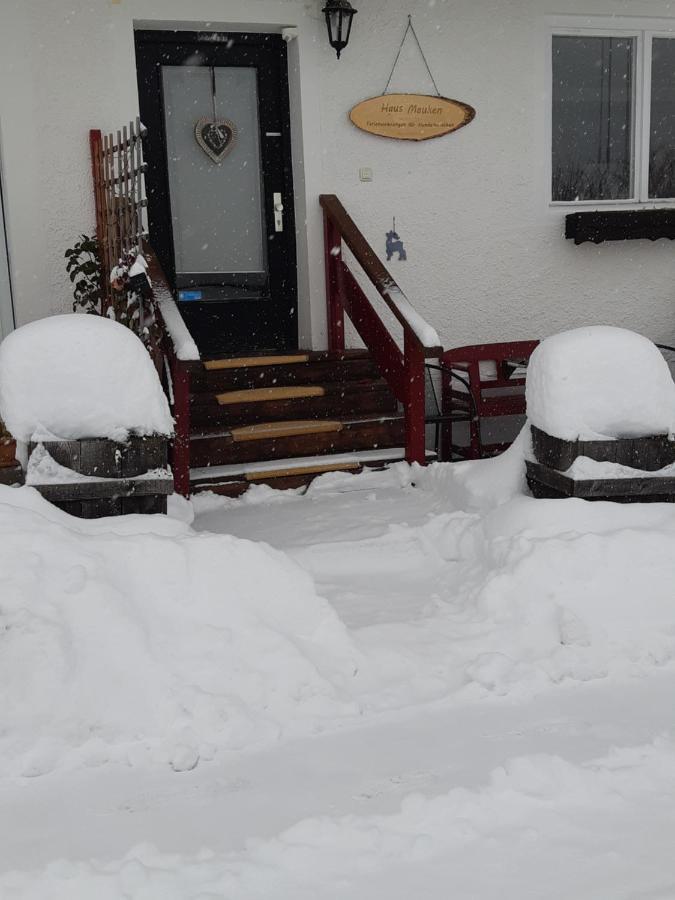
[0,439,17,468]
[527,425,675,503]
[0,464,23,486]
[0,438,21,486]
[27,436,173,518]
[530,425,675,472]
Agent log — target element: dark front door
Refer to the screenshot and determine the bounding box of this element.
[135,30,298,355]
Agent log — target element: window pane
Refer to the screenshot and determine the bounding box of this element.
[552,36,634,201]
[649,38,675,198]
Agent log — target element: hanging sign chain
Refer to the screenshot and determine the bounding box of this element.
[195,65,238,163]
[210,65,217,121]
[383,15,441,97]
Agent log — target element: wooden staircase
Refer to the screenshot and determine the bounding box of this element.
[183,349,408,495]
[152,195,444,497]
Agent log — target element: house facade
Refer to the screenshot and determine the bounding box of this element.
[0,0,674,353]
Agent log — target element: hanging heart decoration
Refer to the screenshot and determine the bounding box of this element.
[194,117,237,163]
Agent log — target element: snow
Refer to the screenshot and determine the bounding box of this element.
[0,315,173,442]
[4,737,675,899]
[127,254,148,279]
[5,427,675,895]
[25,443,172,485]
[0,484,360,778]
[383,283,441,349]
[189,446,415,482]
[526,325,675,440]
[157,298,200,361]
[566,454,675,481]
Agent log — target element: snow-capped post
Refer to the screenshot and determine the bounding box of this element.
[324,211,345,352]
[403,331,426,465]
[0,315,175,517]
[525,326,675,502]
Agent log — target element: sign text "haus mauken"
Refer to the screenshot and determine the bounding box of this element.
[349,93,475,141]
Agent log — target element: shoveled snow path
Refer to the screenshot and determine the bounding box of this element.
[2,669,675,874]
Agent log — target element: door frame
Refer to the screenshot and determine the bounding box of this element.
[0,142,14,340]
[135,29,299,352]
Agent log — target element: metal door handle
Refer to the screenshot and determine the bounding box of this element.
[273,192,284,232]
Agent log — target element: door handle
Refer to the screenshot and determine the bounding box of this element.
[273,192,284,232]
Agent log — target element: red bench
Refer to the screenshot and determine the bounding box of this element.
[439,341,539,460]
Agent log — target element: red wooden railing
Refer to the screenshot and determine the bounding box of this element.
[320,194,442,465]
[146,250,192,497]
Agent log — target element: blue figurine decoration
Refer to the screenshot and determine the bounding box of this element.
[386,217,407,261]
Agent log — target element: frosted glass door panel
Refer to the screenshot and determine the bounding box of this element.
[162,66,265,275]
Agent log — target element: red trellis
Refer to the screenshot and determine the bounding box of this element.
[89,118,148,311]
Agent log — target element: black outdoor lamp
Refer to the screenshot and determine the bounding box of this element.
[322,0,357,59]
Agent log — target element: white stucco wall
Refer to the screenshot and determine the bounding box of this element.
[1,0,674,351]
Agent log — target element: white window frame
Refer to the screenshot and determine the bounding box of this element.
[546,15,675,208]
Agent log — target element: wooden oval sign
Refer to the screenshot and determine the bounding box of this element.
[349,93,475,141]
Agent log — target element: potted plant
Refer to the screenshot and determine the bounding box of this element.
[0,419,17,468]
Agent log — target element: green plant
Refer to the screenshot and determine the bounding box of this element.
[65,235,103,315]
[64,237,160,351]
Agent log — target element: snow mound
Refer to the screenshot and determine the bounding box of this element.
[0,486,361,777]
[526,326,675,440]
[0,315,173,442]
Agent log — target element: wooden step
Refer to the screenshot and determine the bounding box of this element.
[216,385,325,406]
[190,379,397,429]
[204,353,310,371]
[230,420,342,442]
[247,460,360,481]
[188,351,380,393]
[189,414,405,469]
[190,447,437,487]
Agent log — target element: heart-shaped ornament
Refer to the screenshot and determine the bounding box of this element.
[194,117,237,163]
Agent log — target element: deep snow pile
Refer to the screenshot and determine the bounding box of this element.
[0,315,172,442]
[293,448,675,702]
[5,429,675,779]
[526,326,675,440]
[0,485,361,777]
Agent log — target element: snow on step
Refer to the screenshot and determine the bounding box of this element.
[526,326,675,441]
[189,447,411,483]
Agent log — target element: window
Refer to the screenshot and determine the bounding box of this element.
[551,28,675,203]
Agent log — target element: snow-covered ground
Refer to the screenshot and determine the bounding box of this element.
[3,433,675,897]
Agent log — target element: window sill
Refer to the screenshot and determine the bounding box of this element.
[565,208,675,245]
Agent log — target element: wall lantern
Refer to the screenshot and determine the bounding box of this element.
[322,0,357,59]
